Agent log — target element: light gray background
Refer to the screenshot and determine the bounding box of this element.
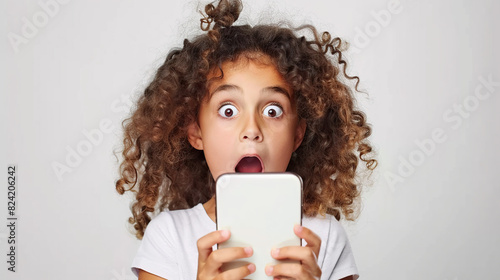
[1,0,499,279]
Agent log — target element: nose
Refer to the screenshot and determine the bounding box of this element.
[240,114,263,142]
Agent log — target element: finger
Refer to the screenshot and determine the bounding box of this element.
[266,262,320,280]
[197,230,230,262]
[271,247,321,277]
[294,225,321,256]
[206,246,253,269]
[271,246,317,266]
[218,263,256,280]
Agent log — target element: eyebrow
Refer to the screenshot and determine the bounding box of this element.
[209,84,291,100]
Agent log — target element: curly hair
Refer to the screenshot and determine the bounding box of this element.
[116,0,377,239]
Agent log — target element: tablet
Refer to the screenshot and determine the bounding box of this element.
[216,173,302,279]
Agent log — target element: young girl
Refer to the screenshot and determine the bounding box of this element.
[116,0,376,279]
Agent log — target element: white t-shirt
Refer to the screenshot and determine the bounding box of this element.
[131,203,359,280]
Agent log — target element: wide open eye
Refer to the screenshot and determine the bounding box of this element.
[218,104,239,118]
[263,104,283,118]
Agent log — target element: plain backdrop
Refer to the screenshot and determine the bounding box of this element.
[1,0,499,279]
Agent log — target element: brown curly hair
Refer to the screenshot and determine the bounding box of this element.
[116,0,377,239]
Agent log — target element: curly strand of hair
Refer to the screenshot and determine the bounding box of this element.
[295,24,324,52]
[200,0,242,32]
[350,110,377,170]
[320,32,333,54]
[115,163,138,193]
[359,142,377,169]
[115,122,145,195]
[302,24,361,92]
[200,10,214,31]
[130,200,151,239]
[208,0,241,29]
[328,39,361,91]
[129,156,164,238]
[206,0,243,57]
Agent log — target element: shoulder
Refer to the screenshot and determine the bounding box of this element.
[303,213,349,245]
[144,203,215,244]
[146,204,201,231]
[152,205,198,224]
[144,207,180,235]
[140,208,179,249]
[132,204,214,279]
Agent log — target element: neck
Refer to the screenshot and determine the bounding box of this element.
[203,196,216,222]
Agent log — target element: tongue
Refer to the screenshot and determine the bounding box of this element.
[235,157,262,173]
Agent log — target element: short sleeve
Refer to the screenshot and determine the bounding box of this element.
[304,215,359,280]
[323,218,359,280]
[131,213,180,279]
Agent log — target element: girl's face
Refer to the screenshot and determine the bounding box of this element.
[188,55,306,181]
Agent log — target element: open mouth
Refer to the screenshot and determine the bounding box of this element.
[235,156,263,173]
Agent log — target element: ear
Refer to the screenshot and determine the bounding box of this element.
[187,122,204,150]
[293,119,307,151]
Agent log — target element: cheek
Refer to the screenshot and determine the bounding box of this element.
[204,131,231,157]
[269,121,298,144]
[267,128,297,170]
[204,122,234,146]
[201,124,239,175]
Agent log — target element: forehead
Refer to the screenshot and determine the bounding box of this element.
[206,54,291,97]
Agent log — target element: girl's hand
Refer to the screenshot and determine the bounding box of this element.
[265,225,322,280]
[197,229,256,280]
